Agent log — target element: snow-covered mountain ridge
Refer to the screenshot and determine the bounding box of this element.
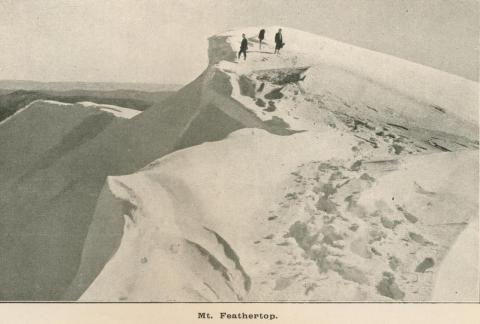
[69,28,478,301]
[0,27,477,301]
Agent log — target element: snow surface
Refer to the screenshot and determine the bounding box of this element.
[217,27,478,124]
[431,217,479,301]
[78,129,478,301]
[0,99,46,126]
[78,129,358,301]
[0,100,140,129]
[0,27,477,302]
[77,101,141,119]
[70,27,479,302]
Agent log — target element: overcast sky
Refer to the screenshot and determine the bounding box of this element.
[0,0,477,84]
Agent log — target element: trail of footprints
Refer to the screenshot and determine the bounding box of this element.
[258,159,441,301]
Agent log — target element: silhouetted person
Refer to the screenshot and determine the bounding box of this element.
[258,29,265,50]
[274,28,284,54]
[238,33,248,60]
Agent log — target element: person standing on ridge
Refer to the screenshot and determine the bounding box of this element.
[238,33,248,60]
[274,28,284,54]
[258,29,265,50]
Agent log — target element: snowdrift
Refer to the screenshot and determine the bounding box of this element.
[0,27,478,301]
[73,129,478,301]
[213,27,478,127]
[0,36,296,301]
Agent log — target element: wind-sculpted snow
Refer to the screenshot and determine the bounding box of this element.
[0,27,478,301]
[214,27,478,125]
[71,129,359,301]
[77,101,141,119]
[0,34,296,300]
[74,130,478,301]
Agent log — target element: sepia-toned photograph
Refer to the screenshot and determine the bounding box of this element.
[0,0,478,306]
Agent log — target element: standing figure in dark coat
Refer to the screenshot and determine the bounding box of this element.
[258,29,265,50]
[238,33,248,60]
[274,28,284,54]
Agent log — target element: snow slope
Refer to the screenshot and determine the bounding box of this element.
[74,129,478,301]
[214,27,478,126]
[0,100,130,184]
[0,42,296,300]
[77,101,141,119]
[67,129,356,301]
[68,27,478,302]
[431,217,479,301]
[0,99,140,299]
[0,27,477,301]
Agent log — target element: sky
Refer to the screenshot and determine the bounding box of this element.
[0,0,478,84]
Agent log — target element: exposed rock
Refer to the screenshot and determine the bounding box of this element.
[330,260,369,284]
[264,101,277,112]
[388,256,401,271]
[409,232,432,245]
[316,197,337,214]
[381,216,400,229]
[376,272,405,300]
[288,221,319,251]
[238,75,256,98]
[264,87,284,100]
[415,257,435,273]
[397,206,418,223]
[255,98,266,107]
[350,160,363,171]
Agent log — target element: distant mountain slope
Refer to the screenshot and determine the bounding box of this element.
[0,99,141,300]
[0,80,181,92]
[0,89,175,122]
[0,100,139,188]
